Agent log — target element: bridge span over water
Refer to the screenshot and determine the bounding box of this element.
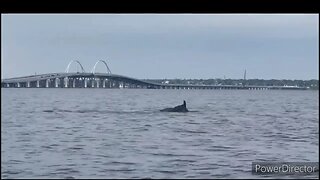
[1,60,307,90]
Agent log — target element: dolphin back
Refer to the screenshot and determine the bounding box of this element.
[160,108,174,112]
[160,104,189,112]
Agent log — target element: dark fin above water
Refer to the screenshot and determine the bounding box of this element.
[160,100,189,112]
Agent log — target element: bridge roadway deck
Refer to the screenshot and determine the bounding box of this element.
[1,72,308,90]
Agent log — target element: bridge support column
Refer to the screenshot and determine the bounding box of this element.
[59,78,63,88]
[27,81,30,88]
[96,78,100,88]
[103,79,106,88]
[55,78,59,88]
[73,78,76,88]
[36,81,40,88]
[92,79,95,88]
[84,78,87,88]
[17,82,20,88]
[64,77,68,88]
[83,78,86,88]
[46,79,49,88]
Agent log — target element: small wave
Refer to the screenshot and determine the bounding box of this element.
[96,154,112,158]
[41,145,54,149]
[60,110,73,113]
[149,153,200,157]
[153,170,179,174]
[43,110,54,113]
[8,159,24,164]
[67,147,84,150]
[64,176,75,179]
[260,114,281,118]
[167,159,197,163]
[2,170,23,175]
[183,130,207,134]
[285,109,299,113]
[248,99,257,102]
[204,145,234,152]
[173,128,207,134]
[52,168,80,174]
[185,122,201,125]
[108,161,137,165]
[103,168,136,172]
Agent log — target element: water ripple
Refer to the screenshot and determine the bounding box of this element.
[1,89,318,179]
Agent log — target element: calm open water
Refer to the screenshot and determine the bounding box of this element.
[1,88,319,179]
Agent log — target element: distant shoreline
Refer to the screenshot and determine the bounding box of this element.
[144,79,319,90]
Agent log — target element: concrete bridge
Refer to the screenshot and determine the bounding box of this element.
[1,60,308,90]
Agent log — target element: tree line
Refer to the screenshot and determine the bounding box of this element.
[144,79,319,90]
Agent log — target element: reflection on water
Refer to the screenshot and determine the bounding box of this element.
[1,89,319,178]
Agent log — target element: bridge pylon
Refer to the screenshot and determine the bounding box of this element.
[91,60,112,74]
[65,60,86,73]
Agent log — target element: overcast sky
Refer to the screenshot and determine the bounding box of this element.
[1,14,319,80]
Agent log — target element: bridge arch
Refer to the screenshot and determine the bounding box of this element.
[65,60,85,73]
[91,60,112,74]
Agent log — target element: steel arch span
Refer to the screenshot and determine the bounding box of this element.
[91,60,112,74]
[65,60,86,73]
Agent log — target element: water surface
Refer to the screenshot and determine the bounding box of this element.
[1,89,319,178]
